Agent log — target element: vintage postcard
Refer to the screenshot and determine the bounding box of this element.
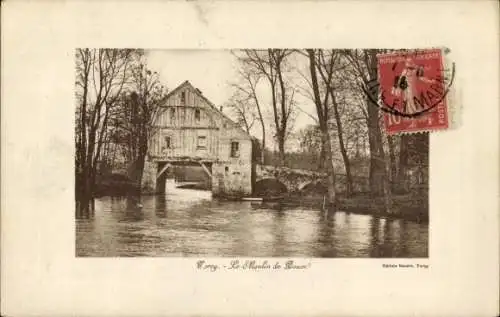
[2,1,499,317]
[75,48,431,259]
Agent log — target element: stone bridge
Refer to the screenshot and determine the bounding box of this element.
[254,165,326,194]
[254,164,369,195]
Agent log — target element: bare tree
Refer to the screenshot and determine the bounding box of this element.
[396,133,429,193]
[226,96,256,134]
[296,124,322,170]
[315,51,355,196]
[75,48,135,214]
[341,49,393,213]
[228,62,267,164]
[110,54,168,192]
[237,49,295,166]
[306,49,336,205]
[387,134,398,192]
[343,49,389,197]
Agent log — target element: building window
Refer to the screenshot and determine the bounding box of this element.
[180,91,186,105]
[195,109,201,122]
[170,108,176,121]
[230,141,240,158]
[197,136,207,149]
[162,136,172,152]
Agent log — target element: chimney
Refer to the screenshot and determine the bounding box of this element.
[220,106,223,112]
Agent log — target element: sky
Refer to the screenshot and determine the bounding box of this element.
[146,49,317,150]
[147,49,238,107]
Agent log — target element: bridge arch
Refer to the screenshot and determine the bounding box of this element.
[298,180,313,191]
[253,178,288,196]
[254,164,327,193]
[299,180,328,195]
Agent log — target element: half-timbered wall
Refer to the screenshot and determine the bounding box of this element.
[144,81,253,196]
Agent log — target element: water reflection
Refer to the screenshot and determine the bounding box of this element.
[315,210,336,257]
[76,190,428,257]
[155,195,167,218]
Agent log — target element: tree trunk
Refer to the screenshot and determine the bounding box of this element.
[307,49,336,206]
[278,135,286,166]
[276,59,288,167]
[387,134,398,192]
[341,150,353,196]
[134,155,146,196]
[321,130,336,205]
[250,76,266,165]
[381,138,393,214]
[318,143,325,171]
[128,154,144,188]
[76,124,97,216]
[111,142,117,169]
[260,135,266,165]
[256,104,266,165]
[77,160,94,217]
[397,133,429,194]
[397,134,410,193]
[76,50,90,216]
[127,126,149,196]
[416,133,429,196]
[331,91,353,196]
[89,164,97,206]
[367,97,386,196]
[136,139,148,188]
[356,49,388,197]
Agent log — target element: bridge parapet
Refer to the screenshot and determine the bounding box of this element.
[255,164,325,193]
[254,164,370,194]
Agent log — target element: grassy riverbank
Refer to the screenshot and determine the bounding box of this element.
[94,174,138,197]
[279,191,428,223]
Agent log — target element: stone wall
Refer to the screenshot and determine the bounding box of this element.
[212,132,253,197]
[255,164,370,194]
[212,161,252,196]
[255,165,325,193]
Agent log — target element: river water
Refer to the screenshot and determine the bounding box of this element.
[76,188,428,257]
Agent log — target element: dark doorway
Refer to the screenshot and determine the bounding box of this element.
[156,161,213,192]
[173,162,212,191]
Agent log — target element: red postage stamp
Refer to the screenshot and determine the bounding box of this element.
[377,48,453,135]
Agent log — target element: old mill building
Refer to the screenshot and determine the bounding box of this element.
[142,80,254,197]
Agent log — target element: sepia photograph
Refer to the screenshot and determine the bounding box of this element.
[75,49,433,258]
[3,1,499,316]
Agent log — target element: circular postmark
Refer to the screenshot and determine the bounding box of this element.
[364,48,455,119]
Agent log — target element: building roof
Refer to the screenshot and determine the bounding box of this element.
[161,80,252,140]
